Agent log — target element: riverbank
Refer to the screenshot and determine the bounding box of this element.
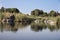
[0,13,35,23]
[0,12,60,25]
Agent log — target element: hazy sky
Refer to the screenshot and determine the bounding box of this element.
[0,0,60,14]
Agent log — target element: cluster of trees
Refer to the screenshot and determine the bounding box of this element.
[0,7,20,13]
[0,7,60,17]
[31,9,60,17]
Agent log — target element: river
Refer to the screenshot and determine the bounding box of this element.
[0,22,60,40]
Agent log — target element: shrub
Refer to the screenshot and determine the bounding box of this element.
[56,18,60,27]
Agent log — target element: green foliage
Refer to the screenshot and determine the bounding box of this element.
[31,9,60,17]
[6,8,20,13]
[48,10,57,17]
[31,9,44,16]
[31,9,48,17]
[0,13,4,21]
[0,7,20,13]
[56,18,60,27]
[42,12,48,17]
[0,7,5,12]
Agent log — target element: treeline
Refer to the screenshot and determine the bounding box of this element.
[31,9,60,17]
[0,7,35,22]
[0,7,20,13]
[0,7,60,17]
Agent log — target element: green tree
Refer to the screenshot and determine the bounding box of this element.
[48,10,57,17]
[31,9,44,16]
[42,12,48,17]
[0,7,5,12]
[6,8,20,13]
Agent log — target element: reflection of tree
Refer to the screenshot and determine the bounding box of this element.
[0,22,3,32]
[31,22,60,32]
[0,22,30,32]
[31,25,43,32]
[0,21,60,32]
[47,24,56,31]
[8,22,15,27]
[31,22,47,32]
[56,18,60,29]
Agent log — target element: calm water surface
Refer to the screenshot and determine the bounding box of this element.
[0,22,60,40]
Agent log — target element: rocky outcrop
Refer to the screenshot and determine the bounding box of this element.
[44,20,56,25]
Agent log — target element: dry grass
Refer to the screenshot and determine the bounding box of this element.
[0,12,60,22]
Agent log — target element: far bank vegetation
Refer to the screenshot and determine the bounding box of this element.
[0,7,60,24]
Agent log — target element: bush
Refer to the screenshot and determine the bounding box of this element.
[56,18,60,27]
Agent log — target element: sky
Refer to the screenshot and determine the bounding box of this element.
[0,0,60,14]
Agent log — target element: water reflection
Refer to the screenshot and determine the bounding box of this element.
[0,21,60,32]
[31,22,47,32]
[0,22,30,32]
[31,22,60,32]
